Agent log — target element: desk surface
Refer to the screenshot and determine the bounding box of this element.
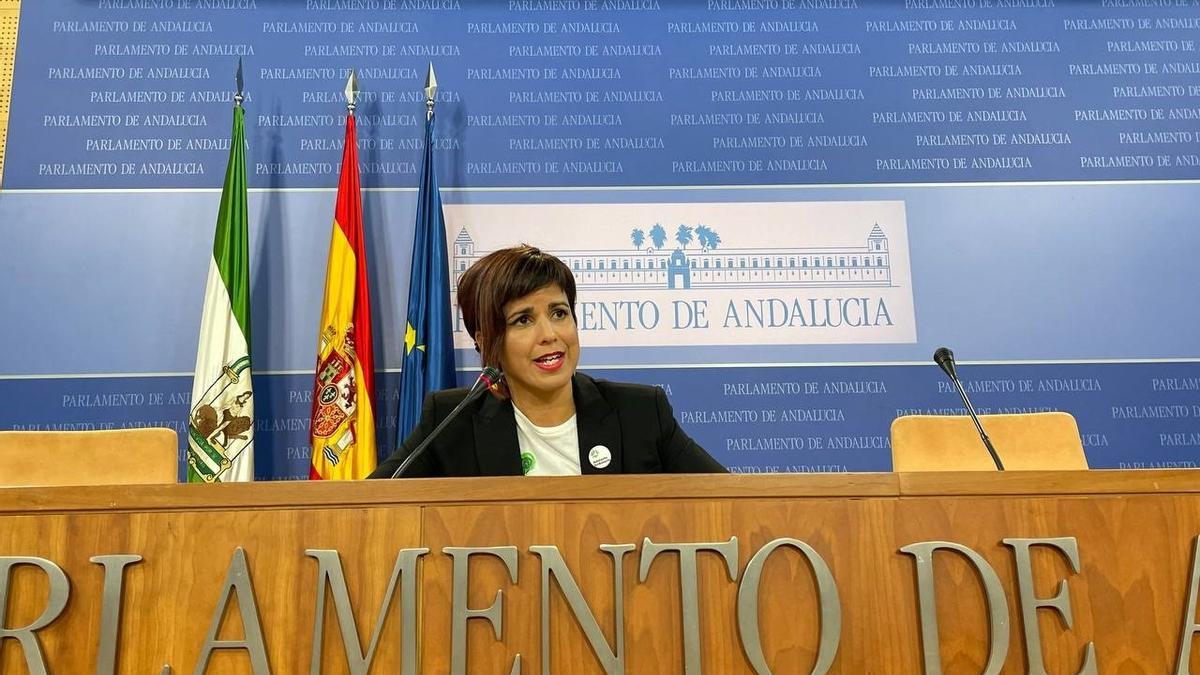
[0,468,1196,514]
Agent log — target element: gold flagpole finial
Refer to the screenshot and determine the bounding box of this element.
[423,62,438,121]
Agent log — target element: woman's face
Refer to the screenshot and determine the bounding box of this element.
[497,284,579,403]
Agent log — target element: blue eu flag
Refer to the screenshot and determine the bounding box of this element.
[397,110,457,444]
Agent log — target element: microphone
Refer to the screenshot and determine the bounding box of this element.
[389,366,504,479]
[932,347,1004,471]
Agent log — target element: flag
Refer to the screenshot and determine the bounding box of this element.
[309,112,377,480]
[186,104,255,483]
[397,110,456,441]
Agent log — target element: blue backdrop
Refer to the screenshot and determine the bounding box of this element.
[2,0,1198,478]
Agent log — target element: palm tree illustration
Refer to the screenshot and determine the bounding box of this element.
[649,223,667,250]
[631,227,646,250]
[707,229,722,251]
[675,224,694,250]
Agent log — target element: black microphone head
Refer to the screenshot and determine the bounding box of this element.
[933,347,957,381]
[479,366,504,389]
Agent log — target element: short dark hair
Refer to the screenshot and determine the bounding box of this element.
[457,244,577,371]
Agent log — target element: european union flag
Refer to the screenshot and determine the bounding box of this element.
[396,105,456,444]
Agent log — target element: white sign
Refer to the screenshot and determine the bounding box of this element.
[445,201,916,347]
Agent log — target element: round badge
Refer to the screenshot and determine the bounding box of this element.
[520,452,536,475]
[588,445,612,469]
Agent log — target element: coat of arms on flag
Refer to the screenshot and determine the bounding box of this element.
[312,323,361,466]
[188,355,254,482]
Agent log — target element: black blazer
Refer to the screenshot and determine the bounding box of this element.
[370,373,726,478]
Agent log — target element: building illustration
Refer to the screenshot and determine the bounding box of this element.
[452,224,892,291]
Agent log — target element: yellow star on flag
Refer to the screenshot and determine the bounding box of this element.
[404,322,426,355]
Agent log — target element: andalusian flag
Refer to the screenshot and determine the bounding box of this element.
[186,102,255,483]
[397,82,456,441]
[308,104,377,480]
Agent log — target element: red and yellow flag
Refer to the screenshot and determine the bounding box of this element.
[309,114,376,480]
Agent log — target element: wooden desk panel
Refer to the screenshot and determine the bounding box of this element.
[0,472,1197,673]
[889,492,1200,673]
[0,506,423,675]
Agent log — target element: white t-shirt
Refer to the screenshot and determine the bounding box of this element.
[512,406,582,476]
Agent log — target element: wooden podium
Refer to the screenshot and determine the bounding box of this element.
[2,471,1199,674]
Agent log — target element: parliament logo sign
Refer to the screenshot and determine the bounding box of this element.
[445,201,916,347]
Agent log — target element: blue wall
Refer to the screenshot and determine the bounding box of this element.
[2,0,1198,478]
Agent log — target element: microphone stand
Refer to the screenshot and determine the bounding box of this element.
[934,347,1004,471]
[389,368,503,479]
[948,371,1004,471]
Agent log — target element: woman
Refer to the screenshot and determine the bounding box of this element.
[371,245,726,478]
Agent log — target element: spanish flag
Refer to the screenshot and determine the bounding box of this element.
[308,111,376,480]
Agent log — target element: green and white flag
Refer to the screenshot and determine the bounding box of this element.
[186,104,255,483]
